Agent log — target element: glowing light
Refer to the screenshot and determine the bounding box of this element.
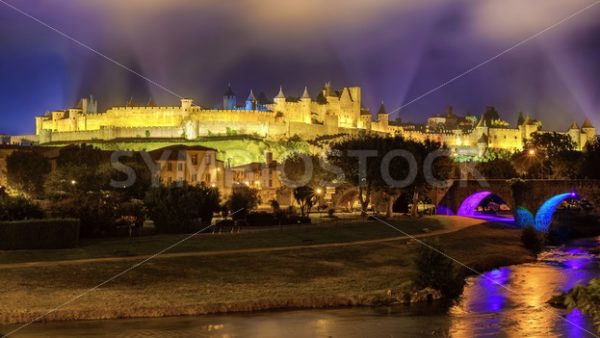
[436,205,454,215]
[515,207,534,228]
[457,191,492,217]
[315,188,322,195]
[534,192,573,232]
[479,267,511,312]
[528,149,536,156]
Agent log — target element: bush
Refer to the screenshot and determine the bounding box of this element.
[563,278,600,331]
[521,226,545,254]
[50,193,120,238]
[6,150,51,197]
[246,212,276,226]
[0,219,80,249]
[226,186,259,220]
[413,240,466,299]
[0,196,45,221]
[145,183,220,233]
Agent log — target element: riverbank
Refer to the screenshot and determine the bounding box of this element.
[0,217,534,326]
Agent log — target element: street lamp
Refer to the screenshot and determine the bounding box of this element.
[527,148,543,179]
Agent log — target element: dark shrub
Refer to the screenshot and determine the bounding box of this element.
[0,196,45,221]
[226,186,258,220]
[247,212,276,226]
[50,193,119,238]
[145,183,220,233]
[0,219,80,249]
[521,226,545,254]
[6,150,51,197]
[413,240,466,299]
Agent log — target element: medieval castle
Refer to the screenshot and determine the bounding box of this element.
[32,82,596,156]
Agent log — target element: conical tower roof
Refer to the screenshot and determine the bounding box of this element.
[569,121,579,130]
[301,86,310,99]
[247,89,256,101]
[224,82,235,97]
[275,85,285,99]
[582,118,594,129]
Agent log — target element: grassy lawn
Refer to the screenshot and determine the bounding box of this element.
[0,216,446,265]
[0,222,534,325]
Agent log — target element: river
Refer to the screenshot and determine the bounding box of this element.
[3,238,599,338]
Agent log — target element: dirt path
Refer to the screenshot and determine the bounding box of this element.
[0,217,485,270]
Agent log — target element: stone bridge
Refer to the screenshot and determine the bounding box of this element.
[434,179,600,231]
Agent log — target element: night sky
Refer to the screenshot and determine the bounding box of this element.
[1,0,600,135]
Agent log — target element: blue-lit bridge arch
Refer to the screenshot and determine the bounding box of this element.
[534,192,578,232]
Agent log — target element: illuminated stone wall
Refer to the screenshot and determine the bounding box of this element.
[33,84,596,154]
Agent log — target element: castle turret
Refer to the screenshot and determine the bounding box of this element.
[81,97,88,114]
[519,116,541,141]
[274,86,285,102]
[376,101,389,131]
[245,90,257,111]
[581,118,596,149]
[567,121,582,149]
[223,83,236,110]
[274,86,286,112]
[301,86,310,101]
[181,98,193,118]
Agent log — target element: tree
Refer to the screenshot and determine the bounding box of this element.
[550,150,583,179]
[226,186,259,220]
[109,152,153,199]
[517,112,526,126]
[328,135,397,215]
[329,135,454,217]
[413,240,465,298]
[580,136,600,179]
[145,183,221,233]
[280,152,334,188]
[46,144,111,197]
[6,150,50,197]
[52,192,120,237]
[512,132,577,179]
[482,106,500,125]
[293,186,317,217]
[528,132,575,159]
[476,159,518,179]
[0,195,45,221]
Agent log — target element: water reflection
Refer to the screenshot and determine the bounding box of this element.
[449,243,599,337]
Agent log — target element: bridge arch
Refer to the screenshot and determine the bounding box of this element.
[534,192,577,232]
[455,190,514,222]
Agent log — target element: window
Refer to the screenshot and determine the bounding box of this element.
[191,154,198,165]
[167,162,173,171]
[192,174,197,182]
[177,163,184,171]
[205,153,212,165]
[269,179,273,187]
[204,173,211,182]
